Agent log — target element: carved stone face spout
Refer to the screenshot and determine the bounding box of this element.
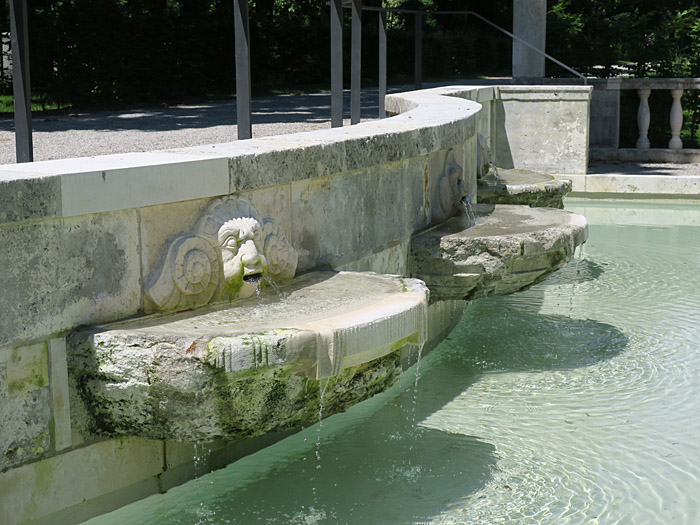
[218,218,268,299]
[145,196,298,312]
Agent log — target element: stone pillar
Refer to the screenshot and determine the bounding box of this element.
[636,88,651,149]
[512,0,547,78]
[668,89,683,150]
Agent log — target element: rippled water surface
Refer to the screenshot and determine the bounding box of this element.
[85,200,700,524]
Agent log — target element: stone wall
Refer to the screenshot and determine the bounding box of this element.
[490,86,591,174]
[0,84,590,525]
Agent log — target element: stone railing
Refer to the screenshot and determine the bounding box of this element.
[619,78,699,152]
[588,77,700,162]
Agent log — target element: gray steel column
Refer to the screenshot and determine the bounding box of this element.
[350,0,362,124]
[330,0,343,127]
[378,11,387,117]
[233,0,252,139]
[10,0,32,162]
[414,12,422,90]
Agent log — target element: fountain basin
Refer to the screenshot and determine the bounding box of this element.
[478,168,572,208]
[67,272,427,442]
[410,204,588,301]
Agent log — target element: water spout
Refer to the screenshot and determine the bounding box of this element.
[460,195,477,228]
[243,273,263,299]
[488,161,500,180]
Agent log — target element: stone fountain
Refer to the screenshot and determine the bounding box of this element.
[68,197,428,442]
[0,82,595,525]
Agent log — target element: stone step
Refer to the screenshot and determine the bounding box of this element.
[410,204,588,302]
[67,271,428,442]
[477,168,571,208]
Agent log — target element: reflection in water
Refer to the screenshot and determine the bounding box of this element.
[85,204,700,524]
[86,361,497,525]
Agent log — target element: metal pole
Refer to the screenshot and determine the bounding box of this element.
[351,0,362,125]
[414,12,422,90]
[233,0,252,139]
[10,0,32,163]
[378,11,386,118]
[330,0,343,127]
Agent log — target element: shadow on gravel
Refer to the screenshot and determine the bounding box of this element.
[0,91,381,133]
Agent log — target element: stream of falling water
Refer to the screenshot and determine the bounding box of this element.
[82,200,700,524]
[263,274,288,299]
[460,195,477,228]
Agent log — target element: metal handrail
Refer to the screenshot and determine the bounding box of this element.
[329,3,587,126]
[357,6,587,85]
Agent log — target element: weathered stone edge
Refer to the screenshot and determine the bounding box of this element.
[0,87,491,225]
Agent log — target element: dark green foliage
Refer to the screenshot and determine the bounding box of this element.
[4,1,700,109]
[2,0,514,107]
[547,0,700,78]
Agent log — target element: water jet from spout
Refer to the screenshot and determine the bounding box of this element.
[461,196,477,228]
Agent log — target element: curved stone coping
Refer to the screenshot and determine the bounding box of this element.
[410,204,588,301]
[0,86,490,225]
[477,168,572,208]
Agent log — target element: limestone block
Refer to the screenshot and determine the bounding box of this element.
[290,159,428,272]
[0,210,141,347]
[67,272,428,442]
[584,173,700,196]
[49,338,73,451]
[512,0,547,77]
[475,99,493,146]
[344,128,435,172]
[426,300,466,346]
[477,169,572,209]
[228,139,349,191]
[589,80,621,149]
[139,197,213,287]
[0,344,51,470]
[0,173,60,223]
[335,240,409,276]
[411,204,588,301]
[0,436,164,525]
[493,86,592,175]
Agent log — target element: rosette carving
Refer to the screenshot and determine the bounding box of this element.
[263,219,298,281]
[146,234,220,311]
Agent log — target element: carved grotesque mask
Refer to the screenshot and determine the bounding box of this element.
[146,196,298,312]
[218,217,268,298]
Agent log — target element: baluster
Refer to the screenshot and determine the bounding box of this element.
[636,88,651,149]
[668,89,683,149]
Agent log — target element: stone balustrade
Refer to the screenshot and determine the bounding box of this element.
[622,78,700,151]
[586,77,700,162]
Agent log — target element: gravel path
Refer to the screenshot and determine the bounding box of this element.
[0,90,381,164]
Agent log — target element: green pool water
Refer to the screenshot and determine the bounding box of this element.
[83,199,700,524]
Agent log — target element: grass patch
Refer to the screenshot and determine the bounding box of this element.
[0,95,68,114]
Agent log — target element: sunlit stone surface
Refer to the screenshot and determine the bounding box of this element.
[411,204,588,301]
[67,272,427,442]
[477,168,572,209]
